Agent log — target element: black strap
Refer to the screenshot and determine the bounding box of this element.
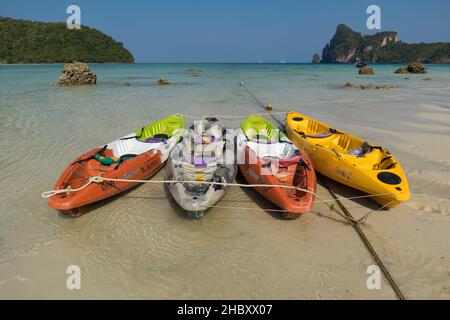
[295,128,340,139]
[153,133,169,141]
[120,126,145,141]
[114,154,137,170]
[72,145,108,165]
[329,128,340,134]
[120,136,138,141]
[379,156,392,165]
[137,127,145,139]
[385,163,396,170]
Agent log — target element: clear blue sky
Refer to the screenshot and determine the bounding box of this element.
[1,0,450,62]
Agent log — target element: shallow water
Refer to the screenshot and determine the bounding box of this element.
[0,63,449,299]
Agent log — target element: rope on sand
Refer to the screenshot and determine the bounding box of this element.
[321,177,405,300]
[42,176,400,225]
[239,81,407,300]
[240,81,286,127]
[180,112,288,120]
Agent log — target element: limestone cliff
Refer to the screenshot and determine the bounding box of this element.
[321,24,450,64]
[321,24,397,63]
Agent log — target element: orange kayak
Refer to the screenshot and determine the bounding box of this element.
[47,115,186,215]
[237,116,316,218]
[48,147,164,214]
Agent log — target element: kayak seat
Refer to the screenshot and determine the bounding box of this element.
[247,141,298,159]
[241,116,287,142]
[135,115,185,142]
[265,155,301,168]
[243,126,287,143]
[142,133,169,143]
[296,131,335,139]
[108,136,162,158]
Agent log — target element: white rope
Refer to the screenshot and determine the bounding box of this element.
[41,176,103,198]
[42,176,401,224]
[180,112,288,120]
[210,205,288,213]
[312,192,401,204]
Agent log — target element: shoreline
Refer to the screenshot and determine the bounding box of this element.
[2,62,450,65]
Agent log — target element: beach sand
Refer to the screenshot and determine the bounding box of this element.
[0,64,449,299]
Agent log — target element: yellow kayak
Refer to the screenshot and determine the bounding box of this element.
[286,112,410,207]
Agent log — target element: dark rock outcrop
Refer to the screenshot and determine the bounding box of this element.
[394,67,409,74]
[407,63,427,74]
[312,53,321,64]
[343,83,397,90]
[359,66,374,75]
[59,62,97,85]
[395,63,427,74]
[156,78,171,85]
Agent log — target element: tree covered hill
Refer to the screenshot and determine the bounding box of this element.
[0,17,134,64]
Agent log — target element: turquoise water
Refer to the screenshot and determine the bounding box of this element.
[1,63,450,298]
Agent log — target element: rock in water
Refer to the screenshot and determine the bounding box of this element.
[59,62,97,86]
[395,67,409,74]
[407,63,427,74]
[312,54,321,64]
[343,82,353,88]
[156,78,171,85]
[342,82,397,90]
[395,63,427,74]
[359,66,374,75]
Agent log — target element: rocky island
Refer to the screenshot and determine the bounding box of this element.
[321,24,450,64]
[0,17,134,64]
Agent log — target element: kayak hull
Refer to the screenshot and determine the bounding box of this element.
[286,112,410,207]
[237,116,316,217]
[164,119,237,218]
[238,145,316,216]
[47,115,186,214]
[48,149,163,212]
